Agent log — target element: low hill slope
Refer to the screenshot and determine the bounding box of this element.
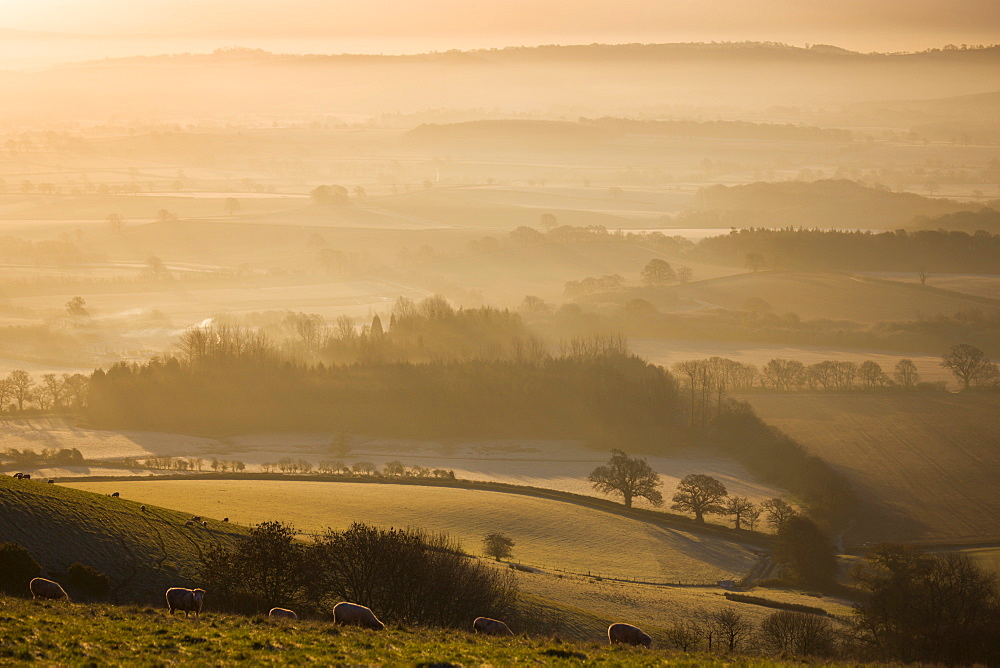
[0,476,245,603]
[739,392,1000,544]
[65,480,759,584]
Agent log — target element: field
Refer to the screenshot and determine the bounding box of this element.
[0,418,788,512]
[65,480,760,584]
[861,272,1000,300]
[739,392,1000,544]
[663,271,1000,323]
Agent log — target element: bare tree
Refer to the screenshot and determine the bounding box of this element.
[762,497,797,530]
[725,496,756,530]
[893,359,919,390]
[6,370,35,411]
[587,449,663,509]
[671,474,728,523]
[941,343,997,390]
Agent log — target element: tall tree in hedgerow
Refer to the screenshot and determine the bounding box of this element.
[773,516,838,588]
[671,474,728,523]
[588,449,663,509]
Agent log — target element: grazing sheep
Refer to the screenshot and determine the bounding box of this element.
[333,602,384,630]
[191,516,201,522]
[202,521,208,527]
[268,607,297,619]
[47,479,55,484]
[166,587,206,617]
[22,474,30,480]
[608,623,651,648]
[30,577,69,601]
[12,473,21,479]
[140,505,147,512]
[185,520,195,527]
[473,616,514,636]
[111,492,120,498]
[222,518,229,522]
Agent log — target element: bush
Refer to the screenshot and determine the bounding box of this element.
[758,610,837,657]
[66,562,110,599]
[311,523,516,627]
[0,542,41,596]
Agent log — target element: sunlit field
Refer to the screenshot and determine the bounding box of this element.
[66,479,759,583]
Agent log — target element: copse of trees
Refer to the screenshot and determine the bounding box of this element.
[86,325,682,444]
[0,370,89,413]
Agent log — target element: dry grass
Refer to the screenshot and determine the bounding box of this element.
[65,479,759,583]
[740,392,1000,544]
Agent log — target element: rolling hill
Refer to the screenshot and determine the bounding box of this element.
[739,392,1000,544]
[0,475,245,603]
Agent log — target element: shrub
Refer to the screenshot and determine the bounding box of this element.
[724,592,826,615]
[66,562,110,599]
[0,542,41,596]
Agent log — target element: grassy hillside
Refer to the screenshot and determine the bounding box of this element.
[0,594,809,666]
[65,480,759,584]
[0,476,246,603]
[739,392,1000,544]
[665,271,998,322]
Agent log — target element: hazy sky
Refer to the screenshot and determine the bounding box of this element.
[1,0,998,53]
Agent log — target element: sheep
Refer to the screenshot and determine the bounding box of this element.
[166,587,206,617]
[608,623,651,648]
[140,505,147,512]
[22,474,30,480]
[222,518,229,523]
[473,616,514,636]
[47,479,55,484]
[185,520,195,527]
[268,607,297,620]
[202,521,208,527]
[111,492,120,498]
[30,577,69,601]
[191,516,201,522]
[12,473,21,479]
[333,602,384,630]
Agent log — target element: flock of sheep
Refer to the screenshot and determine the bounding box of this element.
[29,578,653,648]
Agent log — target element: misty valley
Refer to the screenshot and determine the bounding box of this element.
[0,33,999,666]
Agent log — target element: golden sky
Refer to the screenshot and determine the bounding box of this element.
[1,0,998,52]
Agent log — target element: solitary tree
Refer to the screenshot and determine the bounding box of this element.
[941,343,997,389]
[6,370,35,411]
[483,532,515,561]
[65,296,88,317]
[671,474,728,523]
[224,197,241,216]
[588,449,663,509]
[641,259,676,286]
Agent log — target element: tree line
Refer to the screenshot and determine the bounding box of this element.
[0,370,89,413]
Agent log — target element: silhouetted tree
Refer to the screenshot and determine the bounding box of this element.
[941,343,997,389]
[588,449,663,509]
[893,359,919,389]
[483,532,515,561]
[6,370,35,411]
[759,610,836,656]
[641,258,676,286]
[725,496,756,530]
[224,197,240,216]
[773,516,838,588]
[65,296,88,317]
[671,473,728,523]
[762,497,797,530]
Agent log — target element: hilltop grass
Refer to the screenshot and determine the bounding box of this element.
[0,594,809,666]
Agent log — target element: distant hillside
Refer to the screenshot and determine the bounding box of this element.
[695,179,968,229]
[846,89,1000,127]
[3,42,997,121]
[0,476,245,603]
[404,120,612,150]
[911,207,1000,234]
[741,393,1000,544]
